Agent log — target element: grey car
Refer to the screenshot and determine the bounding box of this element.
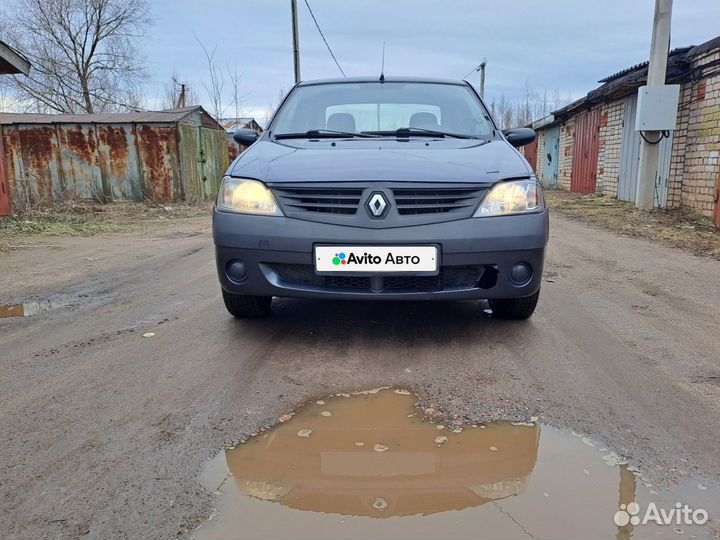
[213,77,548,319]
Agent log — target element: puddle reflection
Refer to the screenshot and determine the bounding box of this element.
[228,391,538,518]
[196,389,716,540]
[0,300,65,318]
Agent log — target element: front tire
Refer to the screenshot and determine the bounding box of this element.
[489,289,540,320]
[222,290,272,318]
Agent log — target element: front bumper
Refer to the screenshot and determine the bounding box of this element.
[213,208,549,300]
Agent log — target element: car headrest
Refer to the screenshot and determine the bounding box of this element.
[409,112,440,129]
[326,113,356,133]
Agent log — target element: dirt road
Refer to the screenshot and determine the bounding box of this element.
[1,214,719,539]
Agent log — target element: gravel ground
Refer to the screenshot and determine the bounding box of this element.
[0,213,719,539]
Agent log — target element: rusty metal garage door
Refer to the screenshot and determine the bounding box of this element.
[571,109,600,194]
[715,174,720,228]
[523,137,538,172]
[0,132,10,216]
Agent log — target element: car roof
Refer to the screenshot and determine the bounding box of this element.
[296,76,471,87]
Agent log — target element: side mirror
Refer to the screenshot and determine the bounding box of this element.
[233,128,259,147]
[502,127,536,148]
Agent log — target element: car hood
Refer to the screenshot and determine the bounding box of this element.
[228,138,531,184]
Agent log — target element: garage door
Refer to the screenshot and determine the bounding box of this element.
[523,137,538,172]
[715,176,720,228]
[0,132,11,216]
[571,109,600,194]
[542,126,560,188]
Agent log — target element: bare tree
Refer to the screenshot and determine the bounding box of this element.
[194,34,227,121]
[514,85,535,128]
[488,86,570,129]
[488,94,515,130]
[2,0,150,113]
[0,81,12,113]
[226,64,250,121]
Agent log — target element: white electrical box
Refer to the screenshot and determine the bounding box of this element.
[635,84,680,131]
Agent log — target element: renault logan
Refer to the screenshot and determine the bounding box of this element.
[213,77,548,319]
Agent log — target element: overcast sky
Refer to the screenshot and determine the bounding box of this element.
[144,0,720,123]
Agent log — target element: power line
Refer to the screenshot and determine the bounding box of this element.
[303,0,345,77]
[463,63,483,80]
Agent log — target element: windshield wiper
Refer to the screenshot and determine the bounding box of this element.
[274,128,479,140]
[393,127,478,139]
[274,129,380,140]
[363,128,479,139]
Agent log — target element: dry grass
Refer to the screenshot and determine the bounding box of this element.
[0,200,211,251]
[545,190,720,259]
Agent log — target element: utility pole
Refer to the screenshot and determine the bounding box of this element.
[291,0,301,84]
[635,0,673,209]
[479,59,487,99]
[179,83,186,108]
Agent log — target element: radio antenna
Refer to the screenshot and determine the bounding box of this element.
[379,41,386,82]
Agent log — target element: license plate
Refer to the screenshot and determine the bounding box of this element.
[314,245,438,273]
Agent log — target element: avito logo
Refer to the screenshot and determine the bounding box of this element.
[613,501,708,528]
[332,251,421,266]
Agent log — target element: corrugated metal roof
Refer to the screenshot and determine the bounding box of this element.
[222,117,264,133]
[686,34,720,57]
[551,95,589,119]
[597,46,692,83]
[548,34,720,122]
[222,117,257,128]
[0,106,211,125]
[540,34,720,126]
[528,115,557,130]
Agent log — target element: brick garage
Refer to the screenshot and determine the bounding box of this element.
[595,101,624,198]
[532,35,720,226]
[558,116,576,192]
[673,47,720,220]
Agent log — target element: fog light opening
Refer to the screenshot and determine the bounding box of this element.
[477,266,498,289]
[226,260,248,283]
[509,263,532,286]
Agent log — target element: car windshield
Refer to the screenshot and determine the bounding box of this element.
[271,82,495,138]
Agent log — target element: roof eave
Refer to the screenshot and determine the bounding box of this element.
[0,41,31,76]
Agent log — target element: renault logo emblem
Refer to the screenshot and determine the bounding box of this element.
[366,192,389,218]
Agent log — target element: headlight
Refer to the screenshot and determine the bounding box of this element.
[217,177,283,216]
[474,179,544,217]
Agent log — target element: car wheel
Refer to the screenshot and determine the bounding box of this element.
[222,289,272,318]
[489,289,540,320]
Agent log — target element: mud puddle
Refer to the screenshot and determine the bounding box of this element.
[0,292,116,319]
[0,299,66,318]
[196,389,718,540]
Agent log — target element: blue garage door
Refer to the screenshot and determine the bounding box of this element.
[541,126,560,189]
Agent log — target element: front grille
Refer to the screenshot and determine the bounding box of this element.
[269,264,486,293]
[269,182,490,225]
[272,186,363,215]
[391,186,487,215]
